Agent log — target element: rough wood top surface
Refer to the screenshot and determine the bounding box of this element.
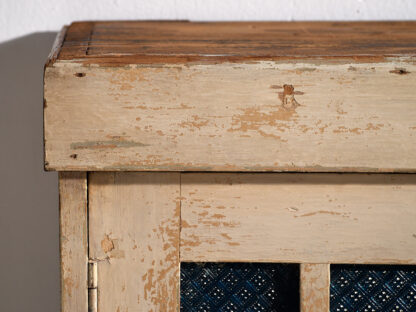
[56,21,416,65]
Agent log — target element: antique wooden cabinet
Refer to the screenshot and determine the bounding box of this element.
[44,21,416,312]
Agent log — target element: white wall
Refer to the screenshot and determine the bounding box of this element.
[1,0,416,42]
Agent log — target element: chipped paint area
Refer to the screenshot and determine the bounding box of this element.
[295,210,352,219]
[301,264,330,312]
[142,202,180,310]
[59,172,88,312]
[178,115,210,131]
[88,173,180,312]
[280,84,301,109]
[181,173,416,264]
[100,234,125,259]
[180,182,244,251]
[46,61,416,171]
[101,234,114,253]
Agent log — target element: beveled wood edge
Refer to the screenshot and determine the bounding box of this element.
[44,27,68,172]
[46,26,68,67]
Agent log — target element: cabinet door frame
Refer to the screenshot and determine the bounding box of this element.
[59,172,416,312]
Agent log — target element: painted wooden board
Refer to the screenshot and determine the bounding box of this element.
[44,60,416,172]
[44,21,416,172]
[180,173,416,264]
[59,172,88,312]
[300,264,330,312]
[88,172,180,312]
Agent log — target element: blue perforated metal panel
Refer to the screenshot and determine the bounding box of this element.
[331,265,416,312]
[180,263,299,311]
[181,263,416,311]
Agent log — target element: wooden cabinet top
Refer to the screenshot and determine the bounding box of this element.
[45,22,416,172]
[51,21,416,65]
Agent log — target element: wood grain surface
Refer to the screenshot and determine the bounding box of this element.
[45,22,416,171]
[88,172,180,312]
[44,59,416,172]
[180,173,416,264]
[59,172,88,312]
[300,264,330,312]
[57,21,416,65]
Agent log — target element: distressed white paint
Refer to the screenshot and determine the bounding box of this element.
[1,0,416,42]
[181,173,416,264]
[44,60,416,172]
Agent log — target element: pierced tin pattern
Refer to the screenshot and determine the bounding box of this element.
[180,262,299,312]
[331,265,416,312]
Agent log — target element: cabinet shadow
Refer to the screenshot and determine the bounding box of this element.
[0,33,59,312]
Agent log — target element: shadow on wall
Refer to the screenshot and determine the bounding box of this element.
[0,33,59,312]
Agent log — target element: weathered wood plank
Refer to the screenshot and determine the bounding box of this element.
[57,21,416,64]
[300,264,330,312]
[45,26,67,66]
[59,172,88,312]
[180,173,416,264]
[44,60,416,172]
[88,172,180,312]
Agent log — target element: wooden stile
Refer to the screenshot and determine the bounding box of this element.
[59,172,88,312]
[300,264,330,312]
[88,172,181,312]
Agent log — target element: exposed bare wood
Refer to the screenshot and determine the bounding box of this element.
[45,26,68,67]
[88,172,181,312]
[180,173,416,264]
[300,264,330,312]
[59,172,88,312]
[57,21,416,64]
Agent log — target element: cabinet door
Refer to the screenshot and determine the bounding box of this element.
[88,172,180,312]
[180,173,416,312]
[84,172,416,312]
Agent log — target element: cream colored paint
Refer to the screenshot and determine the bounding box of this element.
[180,173,416,264]
[88,172,180,312]
[45,60,416,172]
[300,264,330,312]
[59,172,88,312]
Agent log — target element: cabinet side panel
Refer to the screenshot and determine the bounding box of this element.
[59,172,88,312]
[88,172,180,312]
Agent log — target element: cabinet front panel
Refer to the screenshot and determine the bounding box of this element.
[181,173,416,264]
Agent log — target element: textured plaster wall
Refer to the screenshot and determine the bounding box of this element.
[1,0,416,42]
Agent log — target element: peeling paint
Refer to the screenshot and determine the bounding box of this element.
[101,234,115,253]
